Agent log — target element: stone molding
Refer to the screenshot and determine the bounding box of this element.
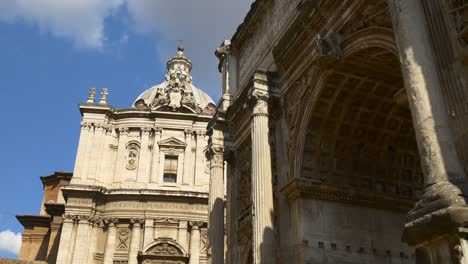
[281,178,416,212]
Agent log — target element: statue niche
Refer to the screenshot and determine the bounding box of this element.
[138,238,189,264]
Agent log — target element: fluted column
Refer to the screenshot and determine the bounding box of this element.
[129,218,144,264]
[138,127,152,183]
[150,128,162,183]
[72,216,91,263]
[103,218,118,264]
[207,144,224,264]
[249,74,275,264]
[189,222,203,264]
[56,215,74,264]
[183,129,194,185]
[87,218,101,263]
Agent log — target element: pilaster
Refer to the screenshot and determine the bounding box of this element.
[195,130,207,186]
[150,127,162,183]
[114,127,129,184]
[138,127,152,183]
[183,129,195,185]
[143,218,154,247]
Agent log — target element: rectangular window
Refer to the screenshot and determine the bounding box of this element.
[163,155,178,183]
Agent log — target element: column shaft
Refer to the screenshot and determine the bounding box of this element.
[195,131,206,185]
[388,0,465,186]
[189,224,201,264]
[208,148,224,264]
[87,221,100,263]
[72,218,91,263]
[250,91,275,264]
[128,220,142,264]
[56,217,74,264]
[73,122,91,181]
[103,221,117,264]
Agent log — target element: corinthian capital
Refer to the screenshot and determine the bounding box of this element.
[118,127,129,135]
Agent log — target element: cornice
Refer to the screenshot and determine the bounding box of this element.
[281,178,416,212]
[40,171,73,188]
[16,215,51,228]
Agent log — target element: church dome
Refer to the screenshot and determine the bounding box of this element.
[133,44,215,113]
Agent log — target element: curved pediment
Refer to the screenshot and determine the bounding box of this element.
[139,238,189,264]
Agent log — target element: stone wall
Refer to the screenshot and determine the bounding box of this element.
[0,258,34,264]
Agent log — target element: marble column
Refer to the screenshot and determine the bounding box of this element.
[138,127,152,183]
[249,72,275,264]
[72,216,91,263]
[103,219,118,264]
[183,129,194,185]
[207,144,224,264]
[143,218,154,247]
[56,215,74,264]
[189,222,203,264]
[87,219,101,263]
[128,219,143,264]
[388,0,468,263]
[150,128,162,183]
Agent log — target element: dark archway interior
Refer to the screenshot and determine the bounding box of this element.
[302,47,423,201]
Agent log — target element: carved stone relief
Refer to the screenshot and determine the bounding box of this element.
[125,141,140,170]
[116,228,131,251]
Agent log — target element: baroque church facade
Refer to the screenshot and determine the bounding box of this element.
[14,0,468,264]
[17,47,216,264]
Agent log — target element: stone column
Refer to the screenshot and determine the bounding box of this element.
[103,218,118,264]
[225,151,239,264]
[189,222,203,264]
[72,216,91,263]
[249,71,275,264]
[143,218,154,247]
[87,218,101,263]
[207,143,224,264]
[150,128,162,183]
[388,1,468,263]
[138,127,152,183]
[128,219,143,264]
[183,129,194,185]
[56,215,74,264]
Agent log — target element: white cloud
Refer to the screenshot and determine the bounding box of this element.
[0,230,21,255]
[126,0,254,99]
[0,0,254,98]
[0,0,124,48]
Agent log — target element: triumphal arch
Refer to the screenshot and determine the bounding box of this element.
[206,0,468,263]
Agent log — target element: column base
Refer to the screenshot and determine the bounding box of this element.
[403,205,468,263]
[406,181,468,222]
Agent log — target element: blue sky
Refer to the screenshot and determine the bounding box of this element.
[0,0,252,258]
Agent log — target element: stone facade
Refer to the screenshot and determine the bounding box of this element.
[207,0,468,264]
[17,46,215,264]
